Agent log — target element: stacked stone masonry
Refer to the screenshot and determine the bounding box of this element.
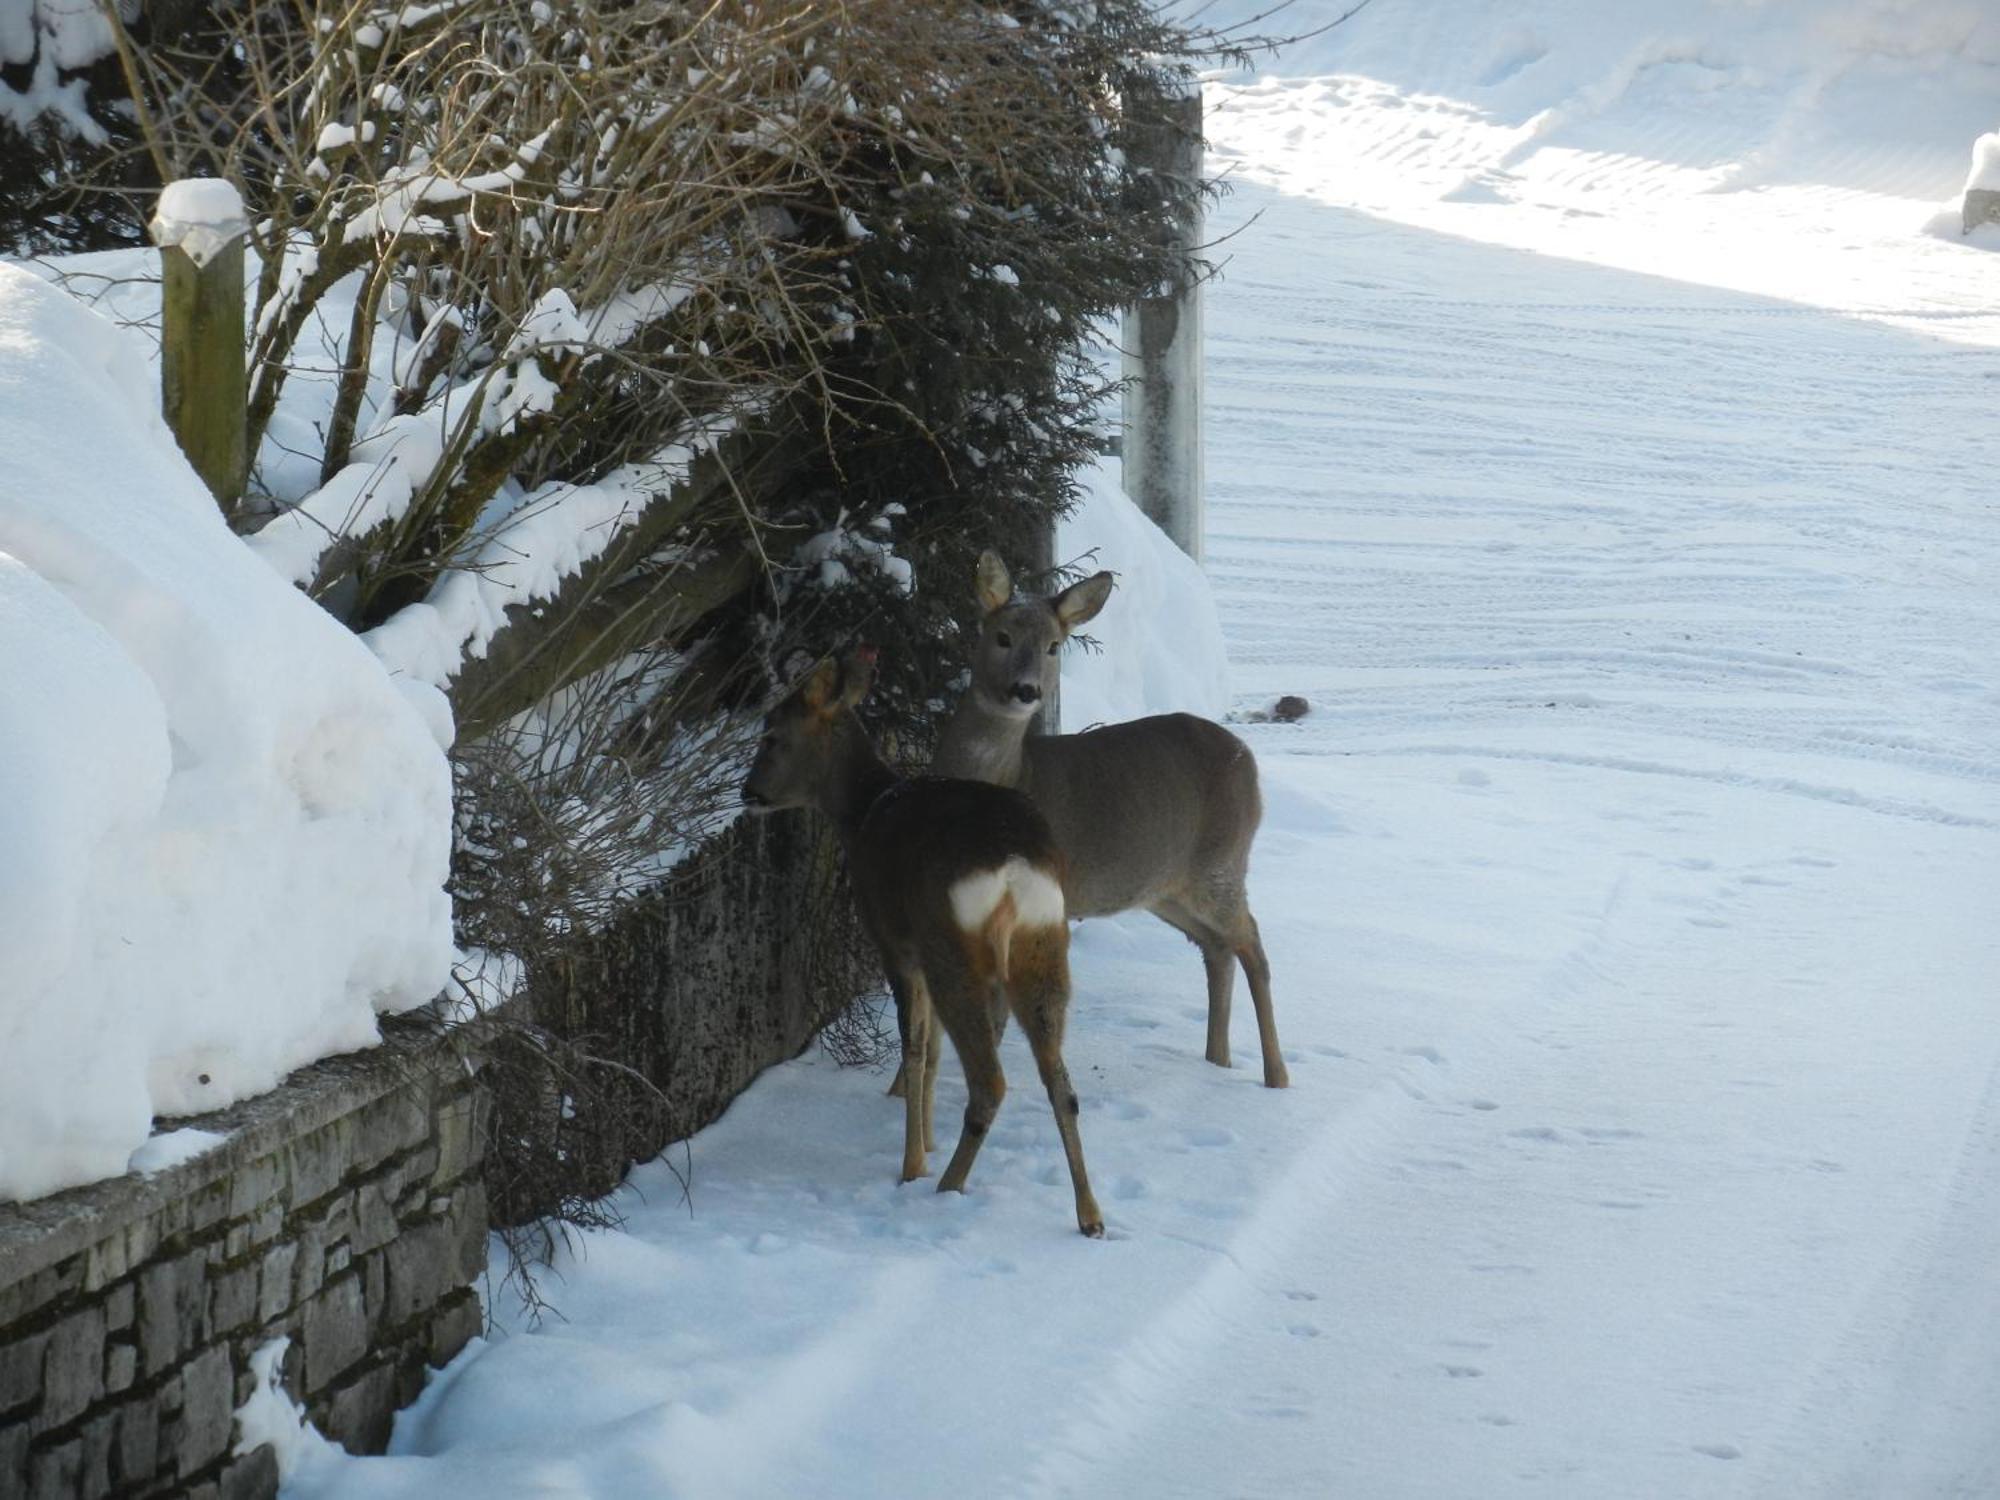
[0,1025,486,1500]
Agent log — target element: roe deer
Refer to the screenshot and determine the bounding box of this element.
[742,648,1105,1236]
[931,553,1289,1088]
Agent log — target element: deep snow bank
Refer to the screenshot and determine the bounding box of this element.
[1056,458,1230,728]
[0,263,453,1203]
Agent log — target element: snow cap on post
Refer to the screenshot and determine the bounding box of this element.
[150,178,248,268]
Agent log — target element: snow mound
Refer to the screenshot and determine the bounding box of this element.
[0,263,453,1204]
[1056,459,1230,729]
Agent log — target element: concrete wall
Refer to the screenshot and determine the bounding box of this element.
[0,1025,486,1499]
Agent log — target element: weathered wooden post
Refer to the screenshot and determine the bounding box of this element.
[150,179,249,516]
[1120,79,1205,563]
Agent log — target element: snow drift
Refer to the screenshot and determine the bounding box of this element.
[1057,458,1230,728]
[0,263,453,1203]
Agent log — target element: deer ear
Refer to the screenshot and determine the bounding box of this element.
[974,551,1012,614]
[1053,570,1114,631]
[801,656,843,714]
[840,645,878,707]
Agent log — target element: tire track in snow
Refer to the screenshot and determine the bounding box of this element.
[1750,1047,2000,1497]
[1010,1079,1426,1500]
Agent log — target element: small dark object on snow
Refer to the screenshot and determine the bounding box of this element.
[1271,695,1310,723]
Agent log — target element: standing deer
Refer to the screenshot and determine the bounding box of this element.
[742,648,1105,1237]
[931,552,1289,1088]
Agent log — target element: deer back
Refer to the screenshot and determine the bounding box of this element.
[1019,712,1261,919]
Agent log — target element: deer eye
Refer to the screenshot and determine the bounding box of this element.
[996,632,1012,649]
[1045,642,1059,656]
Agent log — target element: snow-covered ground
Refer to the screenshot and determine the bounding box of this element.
[271,2,2000,1495]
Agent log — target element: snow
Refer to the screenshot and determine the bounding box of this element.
[0,0,137,140]
[1056,457,1228,727]
[1964,130,2000,193]
[126,1129,230,1178]
[0,263,453,1203]
[151,179,249,268]
[0,0,1989,1484]
[252,0,2000,1493]
[235,1339,341,1481]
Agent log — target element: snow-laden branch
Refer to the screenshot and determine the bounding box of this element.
[363,410,748,692]
[245,415,448,586]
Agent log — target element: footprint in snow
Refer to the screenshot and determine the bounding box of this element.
[1184,1125,1235,1149]
[1693,1444,1742,1461]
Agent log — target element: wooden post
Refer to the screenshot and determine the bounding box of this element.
[1120,81,1205,563]
[151,180,249,516]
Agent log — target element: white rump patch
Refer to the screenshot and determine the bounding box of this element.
[949,856,1064,933]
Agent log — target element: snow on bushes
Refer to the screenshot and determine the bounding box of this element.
[0,264,452,1203]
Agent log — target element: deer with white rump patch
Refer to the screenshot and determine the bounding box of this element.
[931,552,1289,1088]
[741,648,1104,1236]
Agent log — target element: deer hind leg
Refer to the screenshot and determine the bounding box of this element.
[1155,893,1287,1088]
[1233,910,1288,1089]
[925,936,1006,1194]
[897,971,934,1182]
[1150,898,1239,1071]
[1007,924,1105,1237]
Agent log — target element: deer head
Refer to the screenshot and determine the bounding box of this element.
[742,648,877,812]
[965,551,1114,718]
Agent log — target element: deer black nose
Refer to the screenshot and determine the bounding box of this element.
[1009,683,1041,705]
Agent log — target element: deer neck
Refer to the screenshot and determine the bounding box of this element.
[933,688,1032,789]
[820,714,902,838]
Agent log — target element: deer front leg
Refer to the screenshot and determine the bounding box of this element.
[922,1015,941,1153]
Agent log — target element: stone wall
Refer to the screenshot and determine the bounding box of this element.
[495,807,879,1223]
[0,1024,485,1499]
[0,810,879,1499]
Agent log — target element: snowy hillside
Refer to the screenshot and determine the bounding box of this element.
[0,265,453,1203]
[211,0,2000,1495]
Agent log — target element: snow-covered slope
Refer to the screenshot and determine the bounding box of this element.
[263,2,2000,1495]
[0,265,452,1203]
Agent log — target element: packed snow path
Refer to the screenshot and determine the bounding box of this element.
[300,8,2000,1497]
